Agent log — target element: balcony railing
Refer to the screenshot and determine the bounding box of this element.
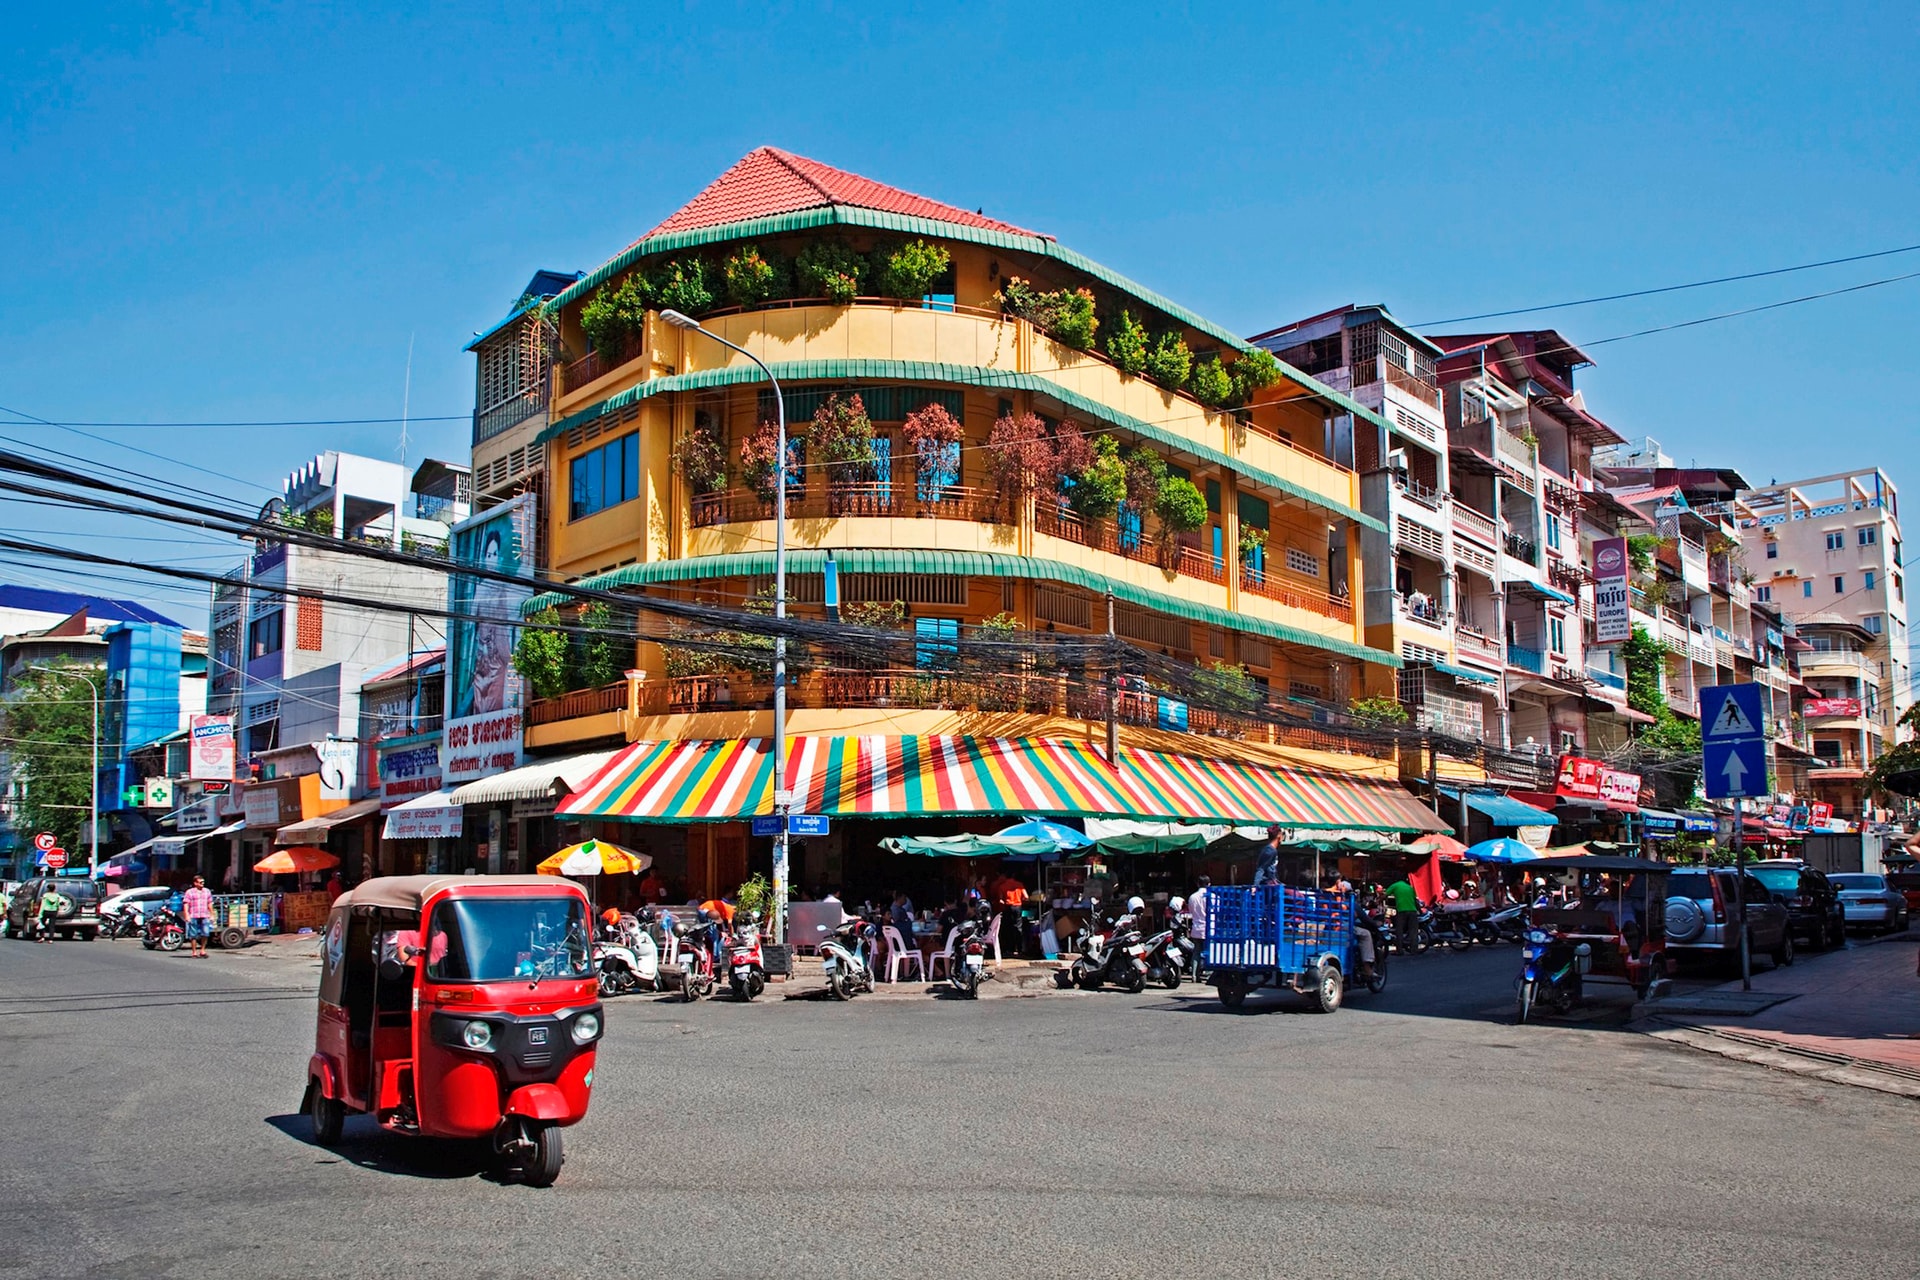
[526,680,629,727]
[1455,626,1502,664]
[473,387,547,444]
[1239,566,1354,624]
[556,332,646,398]
[1507,645,1547,675]
[1586,666,1626,692]
[1503,533,1538,564]
[1451,503,1497,544]
[691,484,1004,529]
[1393,471,1443,509]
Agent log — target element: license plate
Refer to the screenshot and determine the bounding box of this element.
[822,957,837,972]
[966,955,984,970]
[733,966,750,978]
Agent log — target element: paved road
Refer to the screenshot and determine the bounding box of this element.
[2,934,1916,1279]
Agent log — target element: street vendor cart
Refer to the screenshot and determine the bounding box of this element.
[1206,884,1385,1012]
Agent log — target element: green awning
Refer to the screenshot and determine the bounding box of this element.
[878,834,1061,859]
[541,204,1386,435]
[1433,660,1500,686]
[526,547,1398,667]
[536,358,1382,533]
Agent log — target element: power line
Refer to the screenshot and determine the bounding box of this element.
[1413,241,1920,326]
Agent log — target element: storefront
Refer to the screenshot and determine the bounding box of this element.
[376,734,454,877]
[444,749,620,877]
[235,774,345,889]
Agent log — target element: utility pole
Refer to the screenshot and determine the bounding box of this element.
[1105,591,1119,763]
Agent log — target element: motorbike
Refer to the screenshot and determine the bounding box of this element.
[1486,903,1530,944]
[1142,916,1192,990]
[726,910,767,1001]
[141,907,184,952]
[1066,908,1149,993]
[945,910,992,998]
[1516,927,1588,1022]
[674,919,719,1002]
[105,909,146,941]
[1423,906,1479,952]
[816,917,877,1000]
[594,911,660,996]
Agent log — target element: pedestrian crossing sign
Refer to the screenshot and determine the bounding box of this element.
[1701,684,1763,741]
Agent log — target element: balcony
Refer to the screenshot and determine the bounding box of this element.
[473,387,547,445]
[1503,533,1538,565]
[1455,626,1502,667]
[1392,469,1444,511]
[1239,564,1353,624]
[1451,503,1497,547]
[692,484,1005,530]
[1508,645,1547,675]
[1586,666,1627,693]
[1035,505,1227,586]
[1394,593,1446,630]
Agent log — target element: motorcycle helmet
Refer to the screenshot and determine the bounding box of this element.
[602,908,622,928]
[1168,896,1185,913]
[1126,896,1145,913]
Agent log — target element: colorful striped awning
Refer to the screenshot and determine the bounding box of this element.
[558,735,1449,834]
[1106,748,1449,834]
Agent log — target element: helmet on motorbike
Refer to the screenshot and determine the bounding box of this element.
[1168,896,1185,913]
[601,908,621,927]
[1126,896,1145,913]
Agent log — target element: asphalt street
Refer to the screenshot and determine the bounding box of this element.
[2,934,1917,1279]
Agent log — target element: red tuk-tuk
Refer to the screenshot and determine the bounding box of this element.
[303,875,603,1185]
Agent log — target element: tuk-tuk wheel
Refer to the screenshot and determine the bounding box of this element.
[519,1121,564,1188]
[308,1084,343,1147]
[1216,974,1249,1010]
[1312,963,1343,1014]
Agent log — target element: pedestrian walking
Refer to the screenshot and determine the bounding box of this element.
[1187,876,1210,979]
[1385,875,1421,955]
[182,874,215,958]
[35,884,66,942]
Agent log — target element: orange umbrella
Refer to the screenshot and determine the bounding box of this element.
[254,848,341,875]
[1411,833,1471,861]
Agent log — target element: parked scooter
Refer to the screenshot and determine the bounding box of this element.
[594,909,659,996]
[1486,902,1530,944]
[674,916,720,1002]
[1142,903,1193,990]
[727,910,767,1001]
[816,917,877,1000]
[1066,897,1150,993]
[1516,927,1588,1022]
[945,907,992,998]
[105,910,145,941]
[141,907,184,952]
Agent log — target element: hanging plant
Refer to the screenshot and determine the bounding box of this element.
[808,393,877,488]
[795,239,867,304]
[1143,332,1192,389]
[739,419,800,504]
[671,412,728,494]
[1104,309,1149,375]
[901,402,963,493]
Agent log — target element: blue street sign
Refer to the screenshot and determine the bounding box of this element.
[750,815,785,837]
[1700,683,1765,744]
[787,814,830,837]
[1703,737,1768,800]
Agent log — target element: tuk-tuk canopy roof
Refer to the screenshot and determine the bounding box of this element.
[1527,855,1671,874]
[336,874,584,914]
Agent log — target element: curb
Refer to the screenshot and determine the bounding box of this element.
[1639,1015,1920,1101]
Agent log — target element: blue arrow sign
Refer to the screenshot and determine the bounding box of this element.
[1703,737,1768,800]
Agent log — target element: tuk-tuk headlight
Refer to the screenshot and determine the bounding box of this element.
[461,1019,494,1051]
[1527,930,1551,944]
[571,1011,601,1044]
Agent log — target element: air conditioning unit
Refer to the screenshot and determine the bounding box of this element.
[1387,449,1408,473]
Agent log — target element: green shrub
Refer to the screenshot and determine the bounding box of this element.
[574,601,626,688]
[1104,309,1149,375]
[1193,661,1259,712]
[722,244,785,308]
[796,239,867,304]
[1049,288,1098,349]
[1153,476,1207,533]
[875,239,951,300]
[513,607,574,701]
[1122,446,1166,511]
[579,272,651,354]
[647,257,714,316]
[1143,332,1192,388]
[1230,348,1283,404]
[843,599,907,629]
[1349,695,1410,725]
[1189,356,1234,407]
[1237,525,1268,563]
[1066,434,1126,521]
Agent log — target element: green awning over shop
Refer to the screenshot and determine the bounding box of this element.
[878,834,1062,859]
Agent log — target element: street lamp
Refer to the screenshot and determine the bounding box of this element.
[30,664,100,877]
[659,309,792,943]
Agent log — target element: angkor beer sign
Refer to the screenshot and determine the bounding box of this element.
[188,714,235,781]
[1592,537,1631,645]
[1555,754,1642,808]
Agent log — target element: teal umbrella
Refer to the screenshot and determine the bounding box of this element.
[993,818,1091,849]
[1465,837,1540,864]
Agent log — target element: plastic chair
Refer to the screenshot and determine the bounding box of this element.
[984,913,1004,964]
[882,926,924,983]
[926,926,960,980]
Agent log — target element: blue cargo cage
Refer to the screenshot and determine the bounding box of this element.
[1206,885,1380,1012]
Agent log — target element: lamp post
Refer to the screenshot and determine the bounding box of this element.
[31,664,101,877]
[659,309,790,942]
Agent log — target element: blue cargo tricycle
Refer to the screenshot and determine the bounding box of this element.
[1206,885,1385,1012]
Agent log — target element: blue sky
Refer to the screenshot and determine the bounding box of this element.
[4,2,1917,626]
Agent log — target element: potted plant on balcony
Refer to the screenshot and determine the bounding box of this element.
[578,272,650,361]
[722,243,788,309]
[671,411,728,497]
[985,410,1059,517]
[739,418,802,507]
[796,238,867,304]
[1188,356,1235,408]
[573,602,626,691]
[809,394,878,512]
[1142,331,1192,390]
[995,279,1098,349]
[1229,348,1283,405]
[902,401,963,502]
[1238,526,1268,576]
[512,607,574,702]
[1153,475,1208,565]
[1064,434,1127,523]
[873,239,951,302]
[1104,309,1149,375]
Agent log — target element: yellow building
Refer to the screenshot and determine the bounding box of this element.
[480,147,1447,898]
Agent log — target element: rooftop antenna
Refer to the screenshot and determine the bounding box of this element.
[397,331,415,470]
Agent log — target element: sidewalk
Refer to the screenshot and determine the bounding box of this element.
[1641,934,1920,1098]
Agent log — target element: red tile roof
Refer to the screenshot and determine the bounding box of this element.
[642,147,1046,242]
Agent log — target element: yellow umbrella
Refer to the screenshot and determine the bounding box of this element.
[536,838,651,877]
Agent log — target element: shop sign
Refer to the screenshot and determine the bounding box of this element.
[383,803,463,841]
[1804,697,1862,718]
[442,709,523,784]
[379,741,444,809]
[188,714,236,781]
[1592,537,1631,645]
[144,777,174,809]
[442,495,535,785]
[241,779,301,829]
[510,796,554,820]
[1554,754,1641,807]
[1809,801,1834,826]
[152,837,187,859]
[315,740,357,801]
[177,798,219,833]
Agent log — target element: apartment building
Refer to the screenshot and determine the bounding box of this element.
[468,269,582,526]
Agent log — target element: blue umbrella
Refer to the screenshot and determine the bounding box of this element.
[992,819,1092,850]
[1465,838,1539,864]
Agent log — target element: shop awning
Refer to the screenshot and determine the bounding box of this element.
[382,789,464,841]
[446,749,620,806]
[1105,748,1450,833]
[878,834,1064,859]
[275,798,382,847]
[1437,785,1560,828]
[1432,661,1500,686]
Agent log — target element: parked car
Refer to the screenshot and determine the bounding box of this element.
[1748,861,1848,950]
[1663,868,1794,968]
[100,885,175,926]
[6,877,105,941]
[1827,873,1911,935]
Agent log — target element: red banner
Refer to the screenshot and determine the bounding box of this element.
[1803,698,1862,718]
[1554,754,1643,808]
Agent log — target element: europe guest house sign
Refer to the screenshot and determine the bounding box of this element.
[1592,537,1631,645]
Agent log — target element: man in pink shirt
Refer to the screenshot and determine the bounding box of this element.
[181,875,215,959]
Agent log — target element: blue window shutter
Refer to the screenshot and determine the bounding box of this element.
[1119,507,1142,552]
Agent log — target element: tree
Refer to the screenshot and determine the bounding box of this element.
[1622,624,1704,805]
[984,411,1057,501]
[573,602,626,689]
[513,608,574,701]
[0,665,100,855]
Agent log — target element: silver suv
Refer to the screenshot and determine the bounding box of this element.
[1663,868,1793,968]
[6,877,105,941]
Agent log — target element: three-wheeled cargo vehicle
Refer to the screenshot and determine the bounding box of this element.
[303,875,603,1185]
[1206,884,1385,1012]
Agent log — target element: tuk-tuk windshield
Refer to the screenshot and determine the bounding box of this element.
[424,896,591,983]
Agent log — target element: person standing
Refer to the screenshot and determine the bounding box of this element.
[1187,876,1210,979]
[182,874,215,959]
[1385,875,1421,956]
[35,883,66,943]
[1255,825,1283,886]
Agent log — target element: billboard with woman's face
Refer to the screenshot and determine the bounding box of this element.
[443,495,535,782]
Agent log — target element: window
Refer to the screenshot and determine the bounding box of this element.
[247,611,283,659]
[1825,531,1845,550]
[1766,541,1778,560]
[568,431,640,520]
[1803,581,1814,598]
[1864,615,1883,635]
[1860,526,1878,546]
[913,617,959,670]
[1864,570,1876,591]
[1118,506,1143,553]
[1204,479,1221,514]
[1545,515,1561,551]
[1755,586,1771,602]
[1548,616,1566,655]
[1834,575,1845,594]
